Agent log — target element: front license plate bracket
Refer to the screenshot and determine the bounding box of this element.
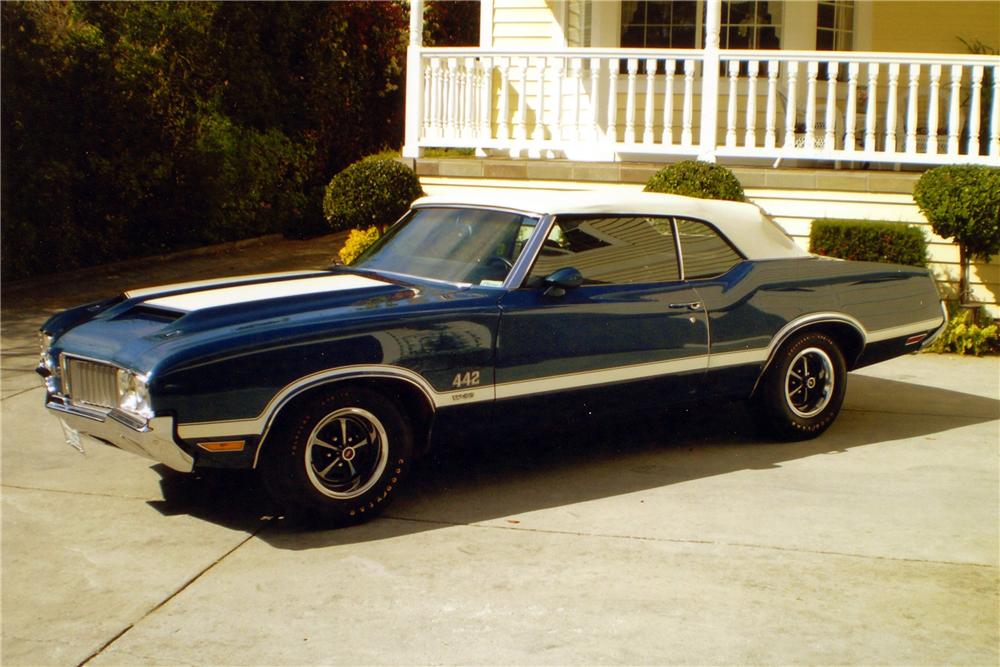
[60,419,85,454]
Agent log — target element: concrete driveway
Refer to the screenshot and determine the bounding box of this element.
[2,237,998,666]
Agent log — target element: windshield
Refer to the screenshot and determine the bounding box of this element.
[351,207,539,286]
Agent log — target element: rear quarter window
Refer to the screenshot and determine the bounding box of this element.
[676,218,744,279]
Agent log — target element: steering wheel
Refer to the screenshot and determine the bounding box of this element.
[485,256,513,271]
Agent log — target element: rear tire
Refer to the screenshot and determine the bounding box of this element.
[261,385,414,524]
[752,332,847,441]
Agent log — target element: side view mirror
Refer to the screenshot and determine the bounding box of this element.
[542,267,583,297]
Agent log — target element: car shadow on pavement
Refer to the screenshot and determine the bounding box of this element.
[147,373,999,544]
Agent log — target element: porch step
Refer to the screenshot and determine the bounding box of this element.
[409,157,922,196]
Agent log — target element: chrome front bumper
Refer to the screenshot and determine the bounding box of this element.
[46,398,194,473]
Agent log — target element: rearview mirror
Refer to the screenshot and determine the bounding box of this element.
[542,267,583,297]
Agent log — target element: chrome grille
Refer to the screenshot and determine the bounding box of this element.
[64,357,118,410]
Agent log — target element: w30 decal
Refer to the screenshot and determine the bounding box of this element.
[451,370,481,388]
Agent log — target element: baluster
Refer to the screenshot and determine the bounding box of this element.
[533,57,546,142]
[682,59,695,146]
[765,60,778,148]
[967,65,984,155]
[607,59,620,143]
[905,64,920,153]
[726,60,739,147]
[497,58,511,141]
[864,62,879,152]
[463,57,476,139]
[514,57,528,141]
[991,66,1000,157]
[884,63,900,153]
[804,61,819,149]
[479,57,492,141]
[783,61,799,148]
[926,64,941,154]
[745,61,759,147]
[430,58,443,139]
[643,58,657,144]
[947,64,962,155]
[572,58,583,141]
[844,62,859,151]
[824,62,838,150]
[625,58,639,143]
[445,57,458,139]
[551,57,565,142]
[662,59,676,144]
[590,58,602,141]
[422,59,433,137]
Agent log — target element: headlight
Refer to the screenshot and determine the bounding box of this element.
[116,369,154,420]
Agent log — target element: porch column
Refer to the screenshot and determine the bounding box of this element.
[402,0,425,159]
[697,0,722,162]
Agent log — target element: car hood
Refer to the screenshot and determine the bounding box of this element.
[48,269,487,372]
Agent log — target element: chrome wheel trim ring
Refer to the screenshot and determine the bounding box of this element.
[305,407,389,500]
[784,346,835,419]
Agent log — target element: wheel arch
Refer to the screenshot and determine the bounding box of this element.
[252,369,436,469]
[751,313,867,398]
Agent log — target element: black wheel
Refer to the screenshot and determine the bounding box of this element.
[261,385,414,524]
[752,332,847,441]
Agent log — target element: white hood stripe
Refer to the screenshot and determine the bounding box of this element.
[143,274,391,313]
[125,271,322,299]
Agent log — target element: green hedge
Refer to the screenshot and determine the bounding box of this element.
[809,219,928,267]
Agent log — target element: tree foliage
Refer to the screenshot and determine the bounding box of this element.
[1,1,410,280]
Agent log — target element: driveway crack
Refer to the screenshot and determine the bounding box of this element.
[76,521,271,667]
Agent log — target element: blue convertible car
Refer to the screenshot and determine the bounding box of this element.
[39,190,946,523]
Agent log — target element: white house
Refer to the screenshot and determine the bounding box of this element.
[401,0,1000,309]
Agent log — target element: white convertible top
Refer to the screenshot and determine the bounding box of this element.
[413,189,807,260]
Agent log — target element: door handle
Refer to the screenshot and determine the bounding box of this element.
[669,301,702,311]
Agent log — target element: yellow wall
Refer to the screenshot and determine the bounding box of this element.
[870,1,1000,53]
[492,0,562,47]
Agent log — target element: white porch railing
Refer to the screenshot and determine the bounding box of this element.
[402,47,1000,167]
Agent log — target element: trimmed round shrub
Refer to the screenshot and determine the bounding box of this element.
[644,160,746,202]
[912,165,1000,262]
[323,155,424,232]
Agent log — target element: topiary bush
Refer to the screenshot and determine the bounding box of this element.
[644,160,746,202]
[338,227,381,265]
[912,165,1000,302]
[323,155,424,232]
[809,219,928,267]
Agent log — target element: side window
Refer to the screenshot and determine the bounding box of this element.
[675,218,744,279]
[526,216,680,286]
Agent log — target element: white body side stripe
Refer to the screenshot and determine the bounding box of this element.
[176,315,945,442]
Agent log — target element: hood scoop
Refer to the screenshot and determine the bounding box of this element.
[115,304,184,323]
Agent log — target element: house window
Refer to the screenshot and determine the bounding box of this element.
[620,1,701,49]
[720,1,781,50]
[620,1,783,51]
[816,0,853,51]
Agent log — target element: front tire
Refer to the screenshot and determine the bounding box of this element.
[261,386,414,524]
[752,332,847,441]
